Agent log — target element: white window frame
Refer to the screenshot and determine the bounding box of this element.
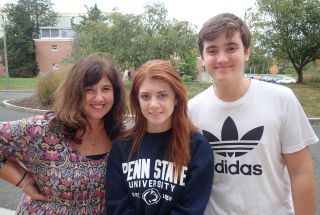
[52,63,59,70]
[51,44,58,51]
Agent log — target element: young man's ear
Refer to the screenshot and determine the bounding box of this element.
[245,48,251,62]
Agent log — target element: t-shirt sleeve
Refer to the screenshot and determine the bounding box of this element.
[281,89,319,153]
[170,132,214,215]
[106,140,136,215]
[0,118,33,168]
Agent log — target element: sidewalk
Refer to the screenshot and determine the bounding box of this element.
[0,207,15,215]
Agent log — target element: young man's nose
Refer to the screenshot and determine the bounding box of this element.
[217,51,228,62]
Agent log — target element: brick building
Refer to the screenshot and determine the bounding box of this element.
[0,13,82,76]
[34,13,82,73]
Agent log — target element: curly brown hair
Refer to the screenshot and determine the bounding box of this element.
[49,55,127,142]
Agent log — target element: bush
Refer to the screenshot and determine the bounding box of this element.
[36,71,65,107]
[182,75,193,82]
[304,73,320,83]
[303,63,320,83]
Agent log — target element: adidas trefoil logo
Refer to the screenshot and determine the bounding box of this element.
[203,116,264,158]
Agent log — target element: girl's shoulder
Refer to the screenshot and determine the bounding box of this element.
[190,131,212,151]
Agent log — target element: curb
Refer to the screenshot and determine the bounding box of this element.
[0,90,34,92]
[1,99,320,123]
[0,207,15,215]
[309,118,320,125]
[1,99,48,114]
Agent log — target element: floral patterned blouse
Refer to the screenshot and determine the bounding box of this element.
[0,114,108,214]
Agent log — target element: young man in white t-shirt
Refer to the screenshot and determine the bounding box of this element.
[188,13,319,215]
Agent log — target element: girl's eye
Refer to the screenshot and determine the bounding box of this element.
[85,87,93,92]
[140,94,150,100]
[159,93,167,98]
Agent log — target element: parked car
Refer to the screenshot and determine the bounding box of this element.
[275,77,296,84]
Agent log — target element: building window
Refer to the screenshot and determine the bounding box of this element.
[42,29,50,37]
[51,45,58,51]
[52,63,59,70]
[51,29,59,37]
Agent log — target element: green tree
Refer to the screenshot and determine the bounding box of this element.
[3,0,57,77]
[78,3,107,26]
[70,3,198,78]
[250,0,320,82]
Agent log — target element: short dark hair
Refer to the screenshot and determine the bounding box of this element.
[198,13,251,58]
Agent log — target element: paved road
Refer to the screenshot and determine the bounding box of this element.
[0,91,35,211]
[0,91,319,214]
[0,91,35,121]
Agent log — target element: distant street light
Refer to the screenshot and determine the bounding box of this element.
[0,13,10,89]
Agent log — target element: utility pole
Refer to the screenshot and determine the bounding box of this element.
[0,13,9,89]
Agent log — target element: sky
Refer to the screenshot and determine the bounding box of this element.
[2,0,256,29]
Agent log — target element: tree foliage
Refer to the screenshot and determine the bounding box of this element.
[2,0,57,77]
[78,3,107,26]
[249,0,320,82]
[70,3,198,78]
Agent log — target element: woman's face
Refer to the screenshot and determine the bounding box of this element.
[138,78,176,133]
[83,76,114,124]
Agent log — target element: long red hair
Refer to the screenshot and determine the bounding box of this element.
[123,60,196,175]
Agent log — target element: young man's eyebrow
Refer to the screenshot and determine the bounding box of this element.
[225,42,239,46]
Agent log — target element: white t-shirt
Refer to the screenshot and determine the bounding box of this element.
[188,79,319,215]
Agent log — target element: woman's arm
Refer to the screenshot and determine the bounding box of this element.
[0,159,48,201]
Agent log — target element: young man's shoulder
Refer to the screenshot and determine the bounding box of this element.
[252,79,293,96]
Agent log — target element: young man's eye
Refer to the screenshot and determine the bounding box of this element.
[207,49,217,54]
[228,46,237,52]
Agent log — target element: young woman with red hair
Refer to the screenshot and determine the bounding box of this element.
[106,60,214,215]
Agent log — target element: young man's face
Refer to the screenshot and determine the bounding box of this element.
[202,31,250,86]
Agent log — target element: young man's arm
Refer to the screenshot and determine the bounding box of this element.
[283,146,317,215]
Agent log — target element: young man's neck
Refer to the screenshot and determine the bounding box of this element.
[213,78,251,102]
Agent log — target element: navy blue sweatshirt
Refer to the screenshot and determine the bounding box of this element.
[106,130,214,215]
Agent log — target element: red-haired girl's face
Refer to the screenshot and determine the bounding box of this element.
[138,78,176,133]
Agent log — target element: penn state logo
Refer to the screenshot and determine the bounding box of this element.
[142,188,161,205]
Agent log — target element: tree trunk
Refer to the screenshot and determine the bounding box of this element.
[296,69,303,83]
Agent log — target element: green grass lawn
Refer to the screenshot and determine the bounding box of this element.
[286,83,320,117]
[0,77,37,90]
[1,77,319,117]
